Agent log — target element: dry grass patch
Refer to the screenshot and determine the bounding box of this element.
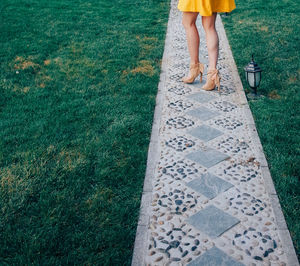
[14,56,40,70]
[44,59,51,66]
[57,148,87,172]
[13,84,30,93]
[268,90,281,99]
[130,60,155,76]
[259,26,269,32]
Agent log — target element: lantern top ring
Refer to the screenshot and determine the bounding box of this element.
[244,54,262,73]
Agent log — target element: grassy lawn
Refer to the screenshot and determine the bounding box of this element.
[0,0,170,264]
[222,0,300,258]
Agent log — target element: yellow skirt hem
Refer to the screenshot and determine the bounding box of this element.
[177,7,235,16]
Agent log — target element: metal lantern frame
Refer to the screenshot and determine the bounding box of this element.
[244,54,262,95]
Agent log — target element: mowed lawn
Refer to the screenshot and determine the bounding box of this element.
[0,0,170,264]
[222,0,300,257]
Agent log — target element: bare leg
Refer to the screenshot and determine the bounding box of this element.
[202,13,218,70]
[182,12,199,64]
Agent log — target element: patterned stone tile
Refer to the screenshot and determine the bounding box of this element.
[159,159,201,181]
[165,136,195,152]
[167,82,191,95]
[187,205,240,238]
[209,100,238,112]
[213,116,243,131]
[168,99,193,112]
[187,125,223,142]
[169,71,184,82]
[166,116,194,129]
[186,147,230,168]
[221,159,260,183]
[229,192,267,216]
[186,106,220,121]
[188,246,244,266]
[211,83,235,96]
[151,181,201,217]
[232,227,278,261]
[210,136,251,159]
[146,215,215,265]
[209,159,266,196]
[186,172,233,199]
[186,91,216,103]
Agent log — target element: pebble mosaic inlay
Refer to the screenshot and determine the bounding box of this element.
[214,116,243,130]
[167,82,191,95]
[137,1,291,265]
[165,136,195,151]
[214,136,250,157]
[210,100,238,112]
[153,187,199,216]
[160,160,200,181]
[222,160,260,183]
[232,227,278,261]
[168,99,193,112]
[229,193,267,216]
[166,116,195,129]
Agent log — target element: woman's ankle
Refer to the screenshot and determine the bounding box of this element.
[190,60,200,65]
[207,66,217,71]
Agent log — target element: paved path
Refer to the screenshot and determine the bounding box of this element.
[132,1,298,265]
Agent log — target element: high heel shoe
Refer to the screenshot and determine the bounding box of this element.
[182,62,204,84]
[201,68,221,92]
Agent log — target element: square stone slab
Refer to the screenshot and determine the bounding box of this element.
[187,205,240,238]
[187,125,223,142]
[186,172,233,199]
[186,148,230,168]
[186,106,220,121]
[187,246,244,266]
[186,91,216,103]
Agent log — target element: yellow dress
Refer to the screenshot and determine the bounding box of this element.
[178,0,236,16]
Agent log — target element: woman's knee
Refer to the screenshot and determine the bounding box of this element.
[202,13,217,32]
[182,12,198,29]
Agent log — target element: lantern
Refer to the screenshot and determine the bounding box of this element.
[244,54,262,95]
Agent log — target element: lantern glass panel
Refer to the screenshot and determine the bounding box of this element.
[245,72,248,82]
[248,72,255,88]
[255,71,261,87]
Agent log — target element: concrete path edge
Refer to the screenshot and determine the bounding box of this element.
[131,7,172,265]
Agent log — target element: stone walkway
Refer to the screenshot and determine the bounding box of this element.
[131,1,298,265]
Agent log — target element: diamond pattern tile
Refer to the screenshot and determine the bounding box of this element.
[187,246,244,266]
[186,148,230,168]
[187,205,240,238]
[186,91,216,103]
[186,172,233,199]
[187,125,223,142]
[186,106,220,121]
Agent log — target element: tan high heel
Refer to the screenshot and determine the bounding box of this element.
[201,69,221,92]
[182,62,204,84]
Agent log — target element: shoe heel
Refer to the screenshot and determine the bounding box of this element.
[216,75,221,92]
[199,63,204,83]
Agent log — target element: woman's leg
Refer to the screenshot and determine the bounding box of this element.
[201,13,218,70]
[182,12,199,64]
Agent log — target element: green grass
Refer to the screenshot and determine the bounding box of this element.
[0,0,170,264]
[222,0,300,258]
